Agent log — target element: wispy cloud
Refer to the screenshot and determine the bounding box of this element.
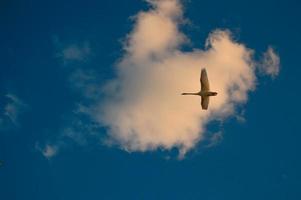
[205,132,223,148]
[259,46,280,78]
[68,69,101,99]
[53,37,91,64]
[62,43,90,61]
[35,115,101,159]
[0,94,28,129]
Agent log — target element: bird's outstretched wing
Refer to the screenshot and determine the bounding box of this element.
[201,96,210,110]
[200,68,210,92]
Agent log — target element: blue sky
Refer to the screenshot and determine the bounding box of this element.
[0,0,300,199]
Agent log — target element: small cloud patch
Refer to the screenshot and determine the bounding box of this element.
[259,47,280,78]
[36,143,59,159]
[0,94,28,130]
[53,37,91,64]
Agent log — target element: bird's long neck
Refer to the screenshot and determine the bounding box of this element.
[182,92,200,96]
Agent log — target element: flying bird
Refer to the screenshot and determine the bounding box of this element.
[182,68,218,110]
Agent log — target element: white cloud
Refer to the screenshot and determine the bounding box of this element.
[98,29,256,157]
[259,46,280,78]
[51,0,279,158]
[82,0,280,157]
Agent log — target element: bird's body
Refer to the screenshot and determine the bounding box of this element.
[182,68,217,110]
